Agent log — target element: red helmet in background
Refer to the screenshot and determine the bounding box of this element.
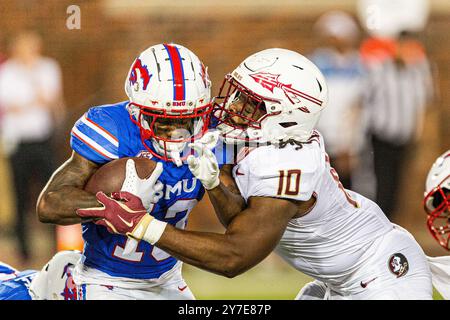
[424,150,450,250]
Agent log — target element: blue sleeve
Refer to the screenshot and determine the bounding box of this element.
[0,282,32,300]
[70,107,120,164]
[0,271,36,300]
[0,262,17,277]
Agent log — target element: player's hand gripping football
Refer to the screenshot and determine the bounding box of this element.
[121,159,164,211]
[76,191,167,245]
[76,159,167,249]
[187,131,220,190]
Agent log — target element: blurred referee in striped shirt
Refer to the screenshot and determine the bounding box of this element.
[361,30,434,219]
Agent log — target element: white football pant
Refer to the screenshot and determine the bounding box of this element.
[296,225,433,300]
[73,261,195,300]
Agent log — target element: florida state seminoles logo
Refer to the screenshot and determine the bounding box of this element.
[129,58,152,91]
[388,253,409,278]
[248,72,323,108]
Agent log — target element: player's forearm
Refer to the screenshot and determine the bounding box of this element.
[156,197,294,278]
[36,152,100,225]
[208,182,246,227]
[37,186,101,225]
[156,225,249,278]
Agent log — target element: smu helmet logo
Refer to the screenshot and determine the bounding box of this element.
[129,58,152,91]
[249,72,323,108]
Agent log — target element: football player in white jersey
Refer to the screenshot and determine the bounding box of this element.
[78,48,434,299]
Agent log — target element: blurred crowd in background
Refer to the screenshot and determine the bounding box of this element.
[0,0,448,277]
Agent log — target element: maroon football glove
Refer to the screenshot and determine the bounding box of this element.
[76,191,153,237]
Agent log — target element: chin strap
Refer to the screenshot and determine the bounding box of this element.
[170,150,183,167]
[149,137,185,167]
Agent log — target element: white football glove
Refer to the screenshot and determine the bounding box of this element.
[120,159,164,211]
[187,131,220,190]
[119,159,164,256]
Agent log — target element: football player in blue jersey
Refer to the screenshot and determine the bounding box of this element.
[0,251,81,300]
[36,43,213,299]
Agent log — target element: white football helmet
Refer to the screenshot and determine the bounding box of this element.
[423,150,450,250]
[125,43,212,165]
[29,250,81,300]
[212,48,328,145]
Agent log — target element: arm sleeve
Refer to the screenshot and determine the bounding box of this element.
[234,142,324,202]
[0,262,18,279]
[70,107,120,164]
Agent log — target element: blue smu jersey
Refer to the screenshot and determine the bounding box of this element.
[0,270,37,300]
[70,101,205,279]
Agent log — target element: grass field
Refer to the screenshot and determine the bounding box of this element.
[184,263,310,300]
[183,257,311,300]
[183,255,444,300]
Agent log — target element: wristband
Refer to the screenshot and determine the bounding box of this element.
[142,219,168,245]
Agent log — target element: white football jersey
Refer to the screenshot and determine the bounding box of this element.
[232,132,394,285]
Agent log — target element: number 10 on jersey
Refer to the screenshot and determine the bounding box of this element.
[277,169,301,196]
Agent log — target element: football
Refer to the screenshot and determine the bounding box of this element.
[84,157,158,194]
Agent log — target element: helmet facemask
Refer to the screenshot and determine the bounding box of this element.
[128,101,212,165]
[212,74,279,144]
[424,175,450,250]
